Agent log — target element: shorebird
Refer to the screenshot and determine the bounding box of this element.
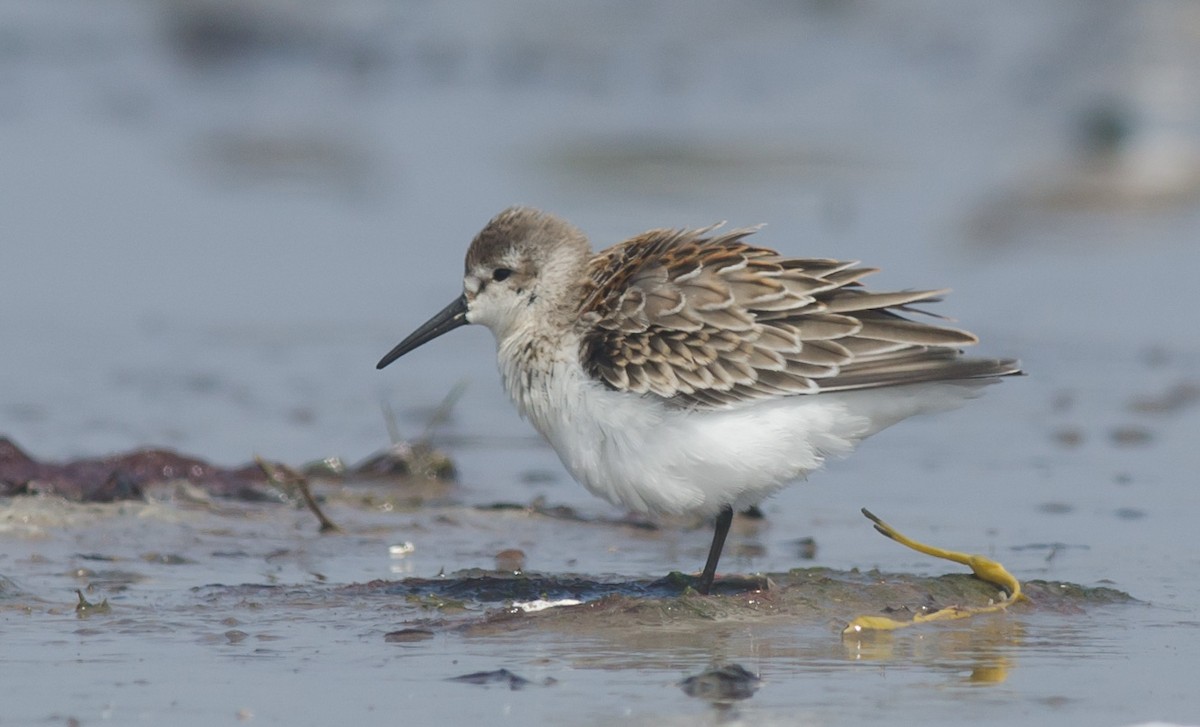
[377,207,1020,594]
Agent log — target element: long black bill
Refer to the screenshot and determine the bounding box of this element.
[376,295,469,370]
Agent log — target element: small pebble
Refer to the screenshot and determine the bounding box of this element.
[679,663,761,702]
[1038,502,1074,515]
[1051,428,1084,448]
[384,628,435,643]
[792,537,818,560]
[1110,426,1153,446]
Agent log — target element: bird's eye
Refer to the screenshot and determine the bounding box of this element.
[492,268,513,282]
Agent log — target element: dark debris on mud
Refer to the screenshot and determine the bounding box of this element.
[0,437,270,501]
[447,668,556,690]
[0,436,454,503]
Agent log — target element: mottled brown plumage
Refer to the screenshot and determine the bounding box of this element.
[577,225,1017,408]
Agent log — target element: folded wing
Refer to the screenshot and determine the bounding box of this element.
[578,226,1019,409]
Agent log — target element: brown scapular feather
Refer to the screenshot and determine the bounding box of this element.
[578,226,1020,409]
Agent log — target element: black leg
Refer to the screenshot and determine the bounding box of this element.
[697,505,734,595]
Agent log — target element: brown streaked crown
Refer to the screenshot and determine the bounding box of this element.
[465,206,589,274]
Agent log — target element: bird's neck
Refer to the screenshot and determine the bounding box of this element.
[495,325,583,430]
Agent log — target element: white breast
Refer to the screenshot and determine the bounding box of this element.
[499,343,850,515]
[494,331,993,517]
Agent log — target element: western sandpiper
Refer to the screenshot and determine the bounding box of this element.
[377,207,1020,594]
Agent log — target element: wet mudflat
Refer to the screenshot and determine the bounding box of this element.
[0,484,1163,726]
[4,1,1200,725]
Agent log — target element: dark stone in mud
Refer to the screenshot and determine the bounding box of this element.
[224,629,249,644]
[448,668,553,690]
[383,628,435,643]
[791,536,819,560]
[679,663,761,702]
[0,437,271,502]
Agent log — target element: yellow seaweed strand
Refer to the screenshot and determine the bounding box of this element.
[843,508,1025,635]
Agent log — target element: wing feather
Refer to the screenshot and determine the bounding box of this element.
[579,226,1019,409]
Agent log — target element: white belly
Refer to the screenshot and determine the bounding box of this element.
[546,386,866,515]
[499,341,992,517]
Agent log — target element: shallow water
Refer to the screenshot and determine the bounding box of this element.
[3,1,1200,725]
[0,496,1147,726]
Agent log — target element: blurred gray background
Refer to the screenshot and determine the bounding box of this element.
[2,0,1197,475]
